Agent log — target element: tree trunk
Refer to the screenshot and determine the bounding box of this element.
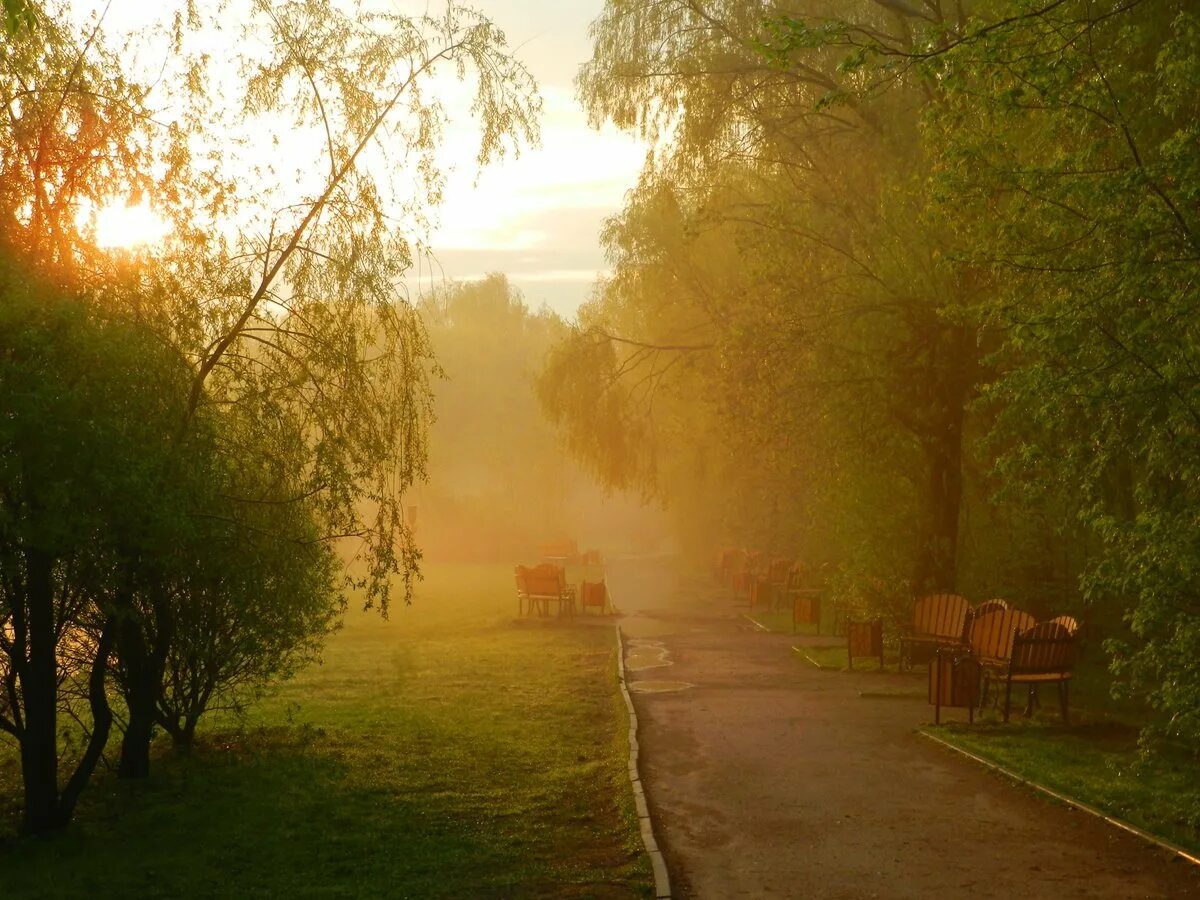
[915,430,963,592]
[178,715,198,750]
[20,547,61,833]
[116,613,156,780]
[58,617,116,822]
[159,715,194,750]
[912,325,972,594]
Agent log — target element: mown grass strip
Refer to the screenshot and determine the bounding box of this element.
[922,723,1200,864]
[0,563,653,898]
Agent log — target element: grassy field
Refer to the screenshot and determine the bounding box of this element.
[928,720,1200,855]
[0,563,652,898]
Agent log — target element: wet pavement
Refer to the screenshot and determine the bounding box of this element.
[609,555,1200,900]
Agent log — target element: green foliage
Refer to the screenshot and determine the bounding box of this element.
[0,0,543,827]
[0,261,190,571]
[147,430,342,746]
[556,0,985,588]
[925,0,1200,749]
[2,0,33,37]
[162,0,542,611]
[0,248,202,827]
[0,1,161,269]
[549,0,1200,759]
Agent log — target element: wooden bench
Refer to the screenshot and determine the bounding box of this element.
[1003,621,1077,722]
[1049,614,1079,635]
[973,598,1010,618]
[514,564,576,617]
[749,557,792,611]
[966,607,1036,708]
[898,593,971,670]
[967,607,1036,666]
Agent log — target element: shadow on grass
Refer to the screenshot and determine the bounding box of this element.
[0,725,639,899]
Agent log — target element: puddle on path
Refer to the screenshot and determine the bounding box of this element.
[626,639,672,672]
[629,680,694,694]
[624,633,694,692]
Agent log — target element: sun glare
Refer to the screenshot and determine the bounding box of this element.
[91,201,169,250]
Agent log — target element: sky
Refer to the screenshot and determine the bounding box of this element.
[418,0,646,319]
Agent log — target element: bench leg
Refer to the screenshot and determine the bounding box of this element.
[933,655,941,725]
[1060,680,1069,724]
[1003,677,1013,723]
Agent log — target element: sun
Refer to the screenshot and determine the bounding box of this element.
[91,200,169,250]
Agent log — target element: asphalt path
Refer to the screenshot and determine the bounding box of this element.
[609,555,1200,900]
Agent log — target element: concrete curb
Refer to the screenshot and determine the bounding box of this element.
[615,620,672,899]
[919,729,1200,868]
[791,646,835,670]
[741,612,769,632]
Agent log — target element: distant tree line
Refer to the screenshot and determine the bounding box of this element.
[417,275,572,560]
[416,274,659,562]
[0,0,538,833]
[541,0,1200,752]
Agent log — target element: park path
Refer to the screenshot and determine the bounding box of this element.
[607,555,1200,900]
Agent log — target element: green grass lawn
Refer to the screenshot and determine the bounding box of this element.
[0,563,652,898]
[928,719,1200,855]
[914,635,1200,857]
[918,645,1200,855]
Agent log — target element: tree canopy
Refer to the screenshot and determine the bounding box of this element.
[0,0,541,831]
[542,0,1200,749]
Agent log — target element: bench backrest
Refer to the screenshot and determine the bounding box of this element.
[515,564,567,597]
[912,593,971,640]
[767,557,792,584]
[786,563,817,591]
[973,598,1010,617]
[1048,615,1079,635]
[967,608,1036,661]
[1010,622,1076,675]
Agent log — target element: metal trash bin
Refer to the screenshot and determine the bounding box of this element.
[929,647,979,724]
[846,618,884,670]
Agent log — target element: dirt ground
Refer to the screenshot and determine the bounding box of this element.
[609,555,1200,900]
